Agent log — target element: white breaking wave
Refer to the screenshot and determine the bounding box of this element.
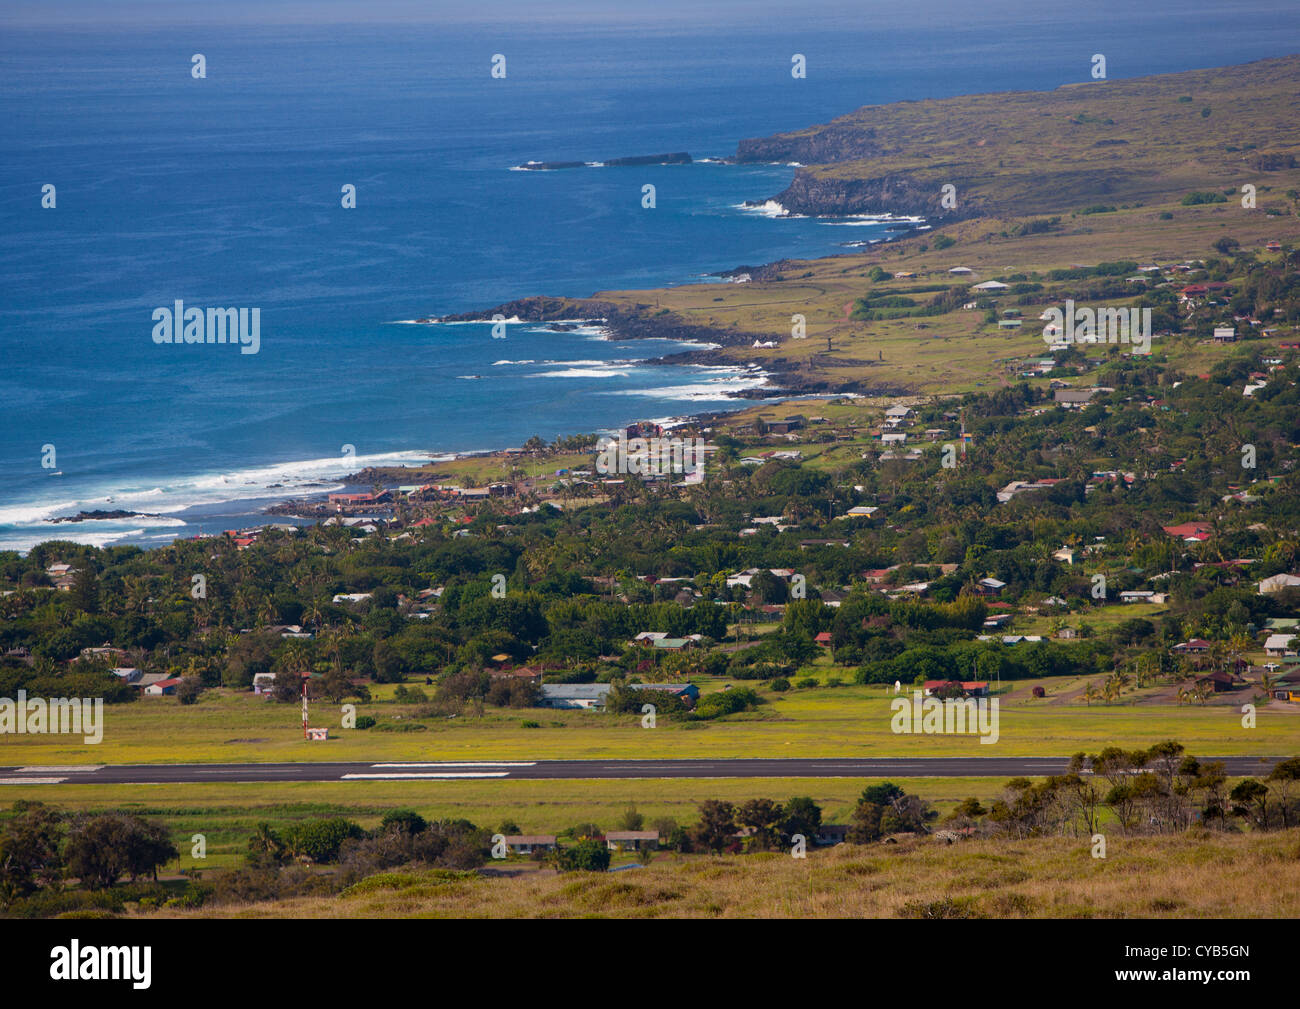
[734,199,799,218]
[0,449,436,532]
[531,367,632,379]
[604,368,770,401]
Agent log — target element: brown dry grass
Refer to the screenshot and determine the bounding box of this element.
[151,828,1300,918]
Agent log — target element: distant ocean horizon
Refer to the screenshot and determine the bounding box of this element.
[5,8,1299,550]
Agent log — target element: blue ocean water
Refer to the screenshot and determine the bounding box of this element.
[3,7,1298,549]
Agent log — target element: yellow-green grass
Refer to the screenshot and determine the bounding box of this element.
[588,198,1298,398]
[5,680,1297,765]
[0,776,1012,872]
[1012,603,1172,636]
[148,828,1300,918]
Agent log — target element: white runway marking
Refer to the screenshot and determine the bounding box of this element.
[370,762,537,768]
[342,772,511,779]
[0,777,66,784]
[17,765,103,773]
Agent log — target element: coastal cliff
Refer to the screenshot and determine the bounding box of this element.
[770,167,971,220]
[734,55,1300,219]
[735,125,883,164]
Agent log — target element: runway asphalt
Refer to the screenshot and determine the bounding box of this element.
[0,755,1284,785]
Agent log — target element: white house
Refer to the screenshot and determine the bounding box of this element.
[1264,634,1298,657]
[606,830,660,852]
[1259,574,1300,594]
[539,684,612,710]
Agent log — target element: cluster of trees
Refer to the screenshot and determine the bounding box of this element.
[0,802,178,903]
[972,745,1300,837]
[674,796,826,853]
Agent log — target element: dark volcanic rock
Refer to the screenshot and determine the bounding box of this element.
[51,509,155,523]
[517,160,586,171]
[772,168,969,221]
[735,126,883,165]
[603,152,691,167]
[515,152,691,170]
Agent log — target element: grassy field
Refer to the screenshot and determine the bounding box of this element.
[750,56,1300,217]
[146,828,1300,918]
[4,678,1297,765]
[0,776,1015,871]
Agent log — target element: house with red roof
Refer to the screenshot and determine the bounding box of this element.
[1162,521,1212,541]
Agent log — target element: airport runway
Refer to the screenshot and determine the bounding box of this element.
[0,755,1285,785]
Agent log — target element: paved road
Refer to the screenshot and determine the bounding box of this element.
[0,755,1285,785]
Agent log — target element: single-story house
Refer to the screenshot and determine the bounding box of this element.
[814,632,833,647]
[1196,670,1241,693]
[633,631,670,644]
[1163,522,1213,541]
[539,684,612,710]
[252,672,277,695]
[606,830,660,852]
[632,683,701,705]
[503,835,557,855]
[144,677,183,696]
[650,637,692,652]
[1055,388,1098,408]
[1172,639,1213,655]
[767,415,805,434]
[1264,634,1298,657]
[1259,574,1300,594]
[815,824,850,846]
[110,667,141,683]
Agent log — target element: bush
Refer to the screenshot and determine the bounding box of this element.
[354,715,376,730]
[692,687,761,720]
[280,818,365,864]
[554,839,611,872]
[176,676,204,705]
[932,234,956,250]
[769,677,791,692]
[795,677,818,689]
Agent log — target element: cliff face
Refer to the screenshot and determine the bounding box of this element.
[773,168,972,220]
[735,125,882,165]
[735,56,1300,220]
